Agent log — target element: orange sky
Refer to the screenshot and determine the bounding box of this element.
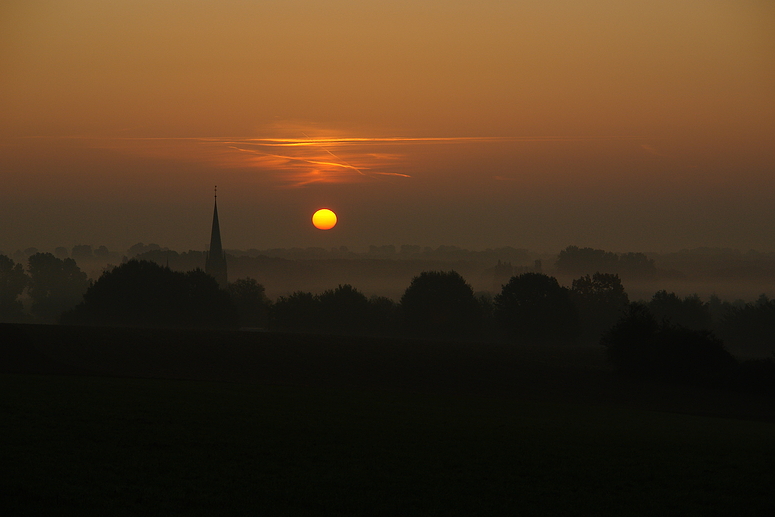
[1,0,774,254]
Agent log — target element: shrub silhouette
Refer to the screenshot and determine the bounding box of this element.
[556,246,619,275]
[228,277,270,328]
[368,295,400,335]
[0,254,29,322]
[720,296,775,354]
[648,290,712,330]
[271,287,399,335]
[494,273,579,344]
[400,270,481,338]
[602,304,737,386]
[63,260,237,328]
[27,252,89,322]
[556,246,655,279]
[271,291,320,332]
[571,272,629,342]
[317,284,371,334]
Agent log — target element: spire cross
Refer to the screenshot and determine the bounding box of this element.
[214,185,217,199]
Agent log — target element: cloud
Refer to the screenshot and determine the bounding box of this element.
[201,133,646,186]
[22,129,647,187]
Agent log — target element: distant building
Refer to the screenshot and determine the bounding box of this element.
[205,188,228,288]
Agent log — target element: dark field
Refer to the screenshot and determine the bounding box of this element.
[1,324,774,515]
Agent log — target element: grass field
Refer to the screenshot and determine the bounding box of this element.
[1,324,774,515]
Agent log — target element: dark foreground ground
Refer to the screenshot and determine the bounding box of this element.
[1,323,774,515]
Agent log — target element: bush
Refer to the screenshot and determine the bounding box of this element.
[0,254,29,322]
[63,260,238,329]
[270,291,320,332]
[228,278,270,328]
[494,273,579,344]
[571,272,629,342]
[317,284,371,334]
[28,253,89,322]
[648,290,712,330]
[720,297,775,354]
[400,271,482,338]
[602,304,737,386]
[728,358,775,394]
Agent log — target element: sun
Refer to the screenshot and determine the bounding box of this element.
[312,208,337,230]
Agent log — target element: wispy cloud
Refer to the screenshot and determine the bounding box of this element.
[211,136,394,186]
[23,129,647,187]
[197,133,646,186]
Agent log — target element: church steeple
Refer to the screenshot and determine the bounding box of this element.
[205,186,228,288]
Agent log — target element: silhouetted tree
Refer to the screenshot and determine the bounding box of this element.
[708,293,735,331]
[0,254,29,322]
[618,252,657,279]
[93,245,112,259]
[368,295,400,335]
[270,287,400,335]
[228,277,270,328]
[648,290,712,330]
[602,303,737,386]
[367,245,396,257]
[720,295,775,355]
[127,242,165,258]
[318,284,371,334]
[556,246,656,278]
[27,253,89,321]
[63,260,237,328]
[494,272,579,344]
[271,291,321,332]
[571,273,629,342]
[601,303,659,372]
[400,270,482,338]
[476,292,498,337]
[556,246,618,276]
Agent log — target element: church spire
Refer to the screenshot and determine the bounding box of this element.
[209,186,223,254]
[205,186,228,287]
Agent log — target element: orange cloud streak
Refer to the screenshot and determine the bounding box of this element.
[29,132,648,187]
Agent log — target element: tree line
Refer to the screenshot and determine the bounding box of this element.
[3,254,774,391]
[1,253,89,323]
[2,254,774,348]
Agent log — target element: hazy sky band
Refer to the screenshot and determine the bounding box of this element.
[1,0,773,253]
